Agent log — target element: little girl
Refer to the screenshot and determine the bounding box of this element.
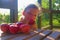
[20,4,41,30]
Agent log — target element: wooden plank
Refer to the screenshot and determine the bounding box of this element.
[51,10,60,13]
[42,8,60,13]
[23,29,44,40]
[40,30,52,40]
[43,31,60,40]
[0,32,35,40]
[0,33,11,37]
[10,29,42,40]
[0,33,19,40]
[24,30,52,40]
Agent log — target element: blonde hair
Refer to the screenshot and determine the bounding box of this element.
[24,4,39,12]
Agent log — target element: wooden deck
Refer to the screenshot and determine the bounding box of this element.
[0,29,60,40]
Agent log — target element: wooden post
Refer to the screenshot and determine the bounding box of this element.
[49,0,53,30]
[0,0,18,23]
[37,15,42,29]
[10,0,18,23]
[37,0,42,29]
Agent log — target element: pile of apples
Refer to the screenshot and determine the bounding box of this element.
[0,19,35,34]
[0,22,30,34]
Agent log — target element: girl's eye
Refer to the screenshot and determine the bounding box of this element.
[27,12,31,14]
[27,12,36,16]
[28,12,33,15]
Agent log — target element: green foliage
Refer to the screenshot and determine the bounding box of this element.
[37,0,60,29]
[41,13,49,26]
[18,12,22,21]
[0,14,10,24]
[53,13,60,26]
[53,19,59,26]
[0,13,3,24]
[42,0,49,9]
[18,15,22,21]
[52,0,60,10]
[4,15,10,23]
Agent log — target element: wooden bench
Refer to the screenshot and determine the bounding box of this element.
[43,31,60,40]
[0,29,60,40]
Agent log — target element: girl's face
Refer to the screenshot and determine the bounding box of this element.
[24,8,39,21]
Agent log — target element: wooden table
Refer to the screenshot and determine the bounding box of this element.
[0,29,60,40]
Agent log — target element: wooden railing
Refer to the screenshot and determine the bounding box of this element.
[37,8,60,29]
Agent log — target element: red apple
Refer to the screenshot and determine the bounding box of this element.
[16,22,24,33]
[9,24,18,34]
[16,22,24,27]
[1,24,9,33]
[20,24,31,34]
[29,19,35,25]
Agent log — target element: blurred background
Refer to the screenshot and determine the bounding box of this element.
[0,0,60,31]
